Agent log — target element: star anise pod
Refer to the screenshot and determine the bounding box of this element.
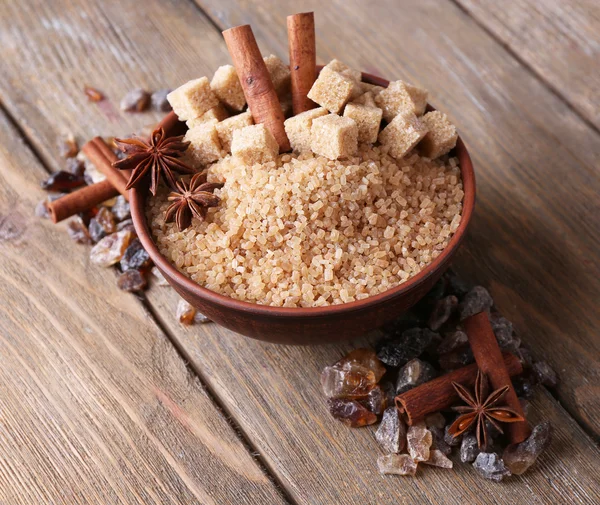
[113,127,196,195]
[165,170,224,231]
[448,370,525,449]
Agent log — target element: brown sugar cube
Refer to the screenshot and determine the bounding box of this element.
[186,104,230,129]
[404,82,428,116]
[352,91,377,108]
[184,122,222,165]
[343,103,382,144]
[231,124,279,165]
[418,111,458,159]
[378,111,428,159]
[263,54,291,98]
[375,80,417,122]
[210,65,246,112]
[167,77,219,122]
[307,67,357,114]
[325,59,362,84]
[310,114,358,160]
[215,111,254,152]
[284,107,328,152]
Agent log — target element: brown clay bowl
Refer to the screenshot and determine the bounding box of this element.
[130,72,476,345]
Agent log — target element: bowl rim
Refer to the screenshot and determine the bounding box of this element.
[130,71,476,318]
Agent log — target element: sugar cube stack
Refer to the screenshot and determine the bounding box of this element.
[166,58,456,169]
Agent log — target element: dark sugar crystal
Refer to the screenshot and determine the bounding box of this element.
[503,422,552,475]
[321,348,386,399]
[490,314,513,345]
[327,398,377,428]
[430,426,452,456]
[116,219,135,233]
[360,382,394,415]
[88,218,106,243]
[532,361,558,388]
[444,424,462,446]
[458,286,493,320]
[376,328,435,367]
[438,347,474,370]
[151,89,173,112]
[112,195,131,221]
[120,239,152,272]
[513,376,536,399]
[117,269,147,292]
[375,407,406,453]
[460,433,480,463]
[58,134,78,158]
[381,312,423,335]
[428,295,458,331]
[41,171,86,192]
[443,268,469,297]
[67,217,92,244]
[395,358,437,394]
[437,329,468,354]
[473,452,511,482]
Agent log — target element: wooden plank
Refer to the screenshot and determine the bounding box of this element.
[0,0,599,504]
[0,79,287,505]
[454,0,600,130]
[194,0,600,438]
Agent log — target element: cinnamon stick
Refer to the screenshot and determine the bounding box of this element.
[46,180,118,223]
[463,311,531,444]
[287,12,317,115]
[82,137,129,199]
[395,353,522,425]
[223,24,291,152]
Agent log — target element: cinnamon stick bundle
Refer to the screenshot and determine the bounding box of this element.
[464,311,531,444]
[223,24,291,152]
[395,353,522,425]
[287,12,317,115]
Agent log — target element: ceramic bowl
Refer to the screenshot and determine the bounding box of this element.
[130,72,475,344]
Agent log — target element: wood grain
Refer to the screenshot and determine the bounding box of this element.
[194,0,600,439]
[454,0,600,130]
[0,0,599,504]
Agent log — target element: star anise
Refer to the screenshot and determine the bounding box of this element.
[165,170,224,231]
[113,127,196,195]
[448,370,525,449]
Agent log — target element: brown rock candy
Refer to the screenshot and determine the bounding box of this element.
[177,299,196,325]
[117,269,147,292]
[377,454,417,476]
[327,398,377,428]
[473,452,511,482]
[395,358,437,394]
[89,230,133,267]
[423,449,453,469]
[407,422,432,462]
[375,407,406,453]
[428,295,458,331]
[67,217,92,245]
[321,348,385,399]
[503,422,552,475]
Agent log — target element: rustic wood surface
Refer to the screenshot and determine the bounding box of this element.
[0,0,599,504]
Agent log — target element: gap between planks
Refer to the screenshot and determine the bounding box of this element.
[448,0,600,137]
[0,95,297,505]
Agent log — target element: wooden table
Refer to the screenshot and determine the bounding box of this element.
[0,1,598,503]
